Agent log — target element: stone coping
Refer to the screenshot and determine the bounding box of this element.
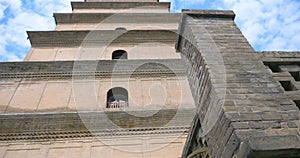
[181,10,235,20]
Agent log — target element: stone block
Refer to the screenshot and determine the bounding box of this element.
[248,135,300,151]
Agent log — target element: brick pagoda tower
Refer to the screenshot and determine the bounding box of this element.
[0,0,195,157]
[1,0,300,158]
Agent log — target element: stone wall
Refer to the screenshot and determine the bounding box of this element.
[177,10,300,158]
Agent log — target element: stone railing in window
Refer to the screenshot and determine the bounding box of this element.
[107,101,129,108]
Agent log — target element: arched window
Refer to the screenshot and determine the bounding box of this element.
[112,50,127,59]
[115,27,127,31]
[106,87,128,108]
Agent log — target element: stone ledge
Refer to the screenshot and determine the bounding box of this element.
[54,13,180,24]
[0,108,195,141]
[247,135,300,158]
[71,2,170,10]
[27,30,177,47]
[0,59,186,79]
[182,10,235,20]
[0,126,190,142]
[258,51,300,57]
[248,135,300,151]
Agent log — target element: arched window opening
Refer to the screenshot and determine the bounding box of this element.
[115,27,127,31]
[112,50,127,59]
[106,87,128,108]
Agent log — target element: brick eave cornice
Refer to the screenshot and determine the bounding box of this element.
[0,59,186,79]
[0,108,194,141]
[27,30,178,47]
[71,2,170,10]
[53,13,180,24]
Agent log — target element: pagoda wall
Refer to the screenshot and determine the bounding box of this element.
[55,23,178,31]
[0,134,187,158]
[0,76,194,113]
[24,45,180,61]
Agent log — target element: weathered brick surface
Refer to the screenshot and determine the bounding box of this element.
[0,59,185,79]
[0,108,194,141]
[177,11,300,157]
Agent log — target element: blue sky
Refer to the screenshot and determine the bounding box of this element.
[0,0,299,61]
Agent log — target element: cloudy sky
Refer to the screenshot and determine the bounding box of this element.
[0,0,299,61]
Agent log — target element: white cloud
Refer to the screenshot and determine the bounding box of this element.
[219,0,300,51]
[0,0,22,16]
[3,11,52,47]
[0,0,299,61]
[0,3,6,19]
[159,0,204,3]
[0,32,21,61]
[33,0,74,16]
[160,0,206,12]
[0,0,83,61]
[177,0,205,4]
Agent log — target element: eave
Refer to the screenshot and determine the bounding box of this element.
[71,2,170,10]
[54,13,180,24]
[27,30,178,47]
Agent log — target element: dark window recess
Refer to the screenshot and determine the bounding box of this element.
[112,50,127,59]
[293,100,300,110]
[106,87,128,108]
[264,62,280,72]
[289,72,300,81]
[279,81,296,91]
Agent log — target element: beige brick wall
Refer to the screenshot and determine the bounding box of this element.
[24,45,180,61]
[1,77,194,113]
[0,134,187,158]
[55,23,178,31]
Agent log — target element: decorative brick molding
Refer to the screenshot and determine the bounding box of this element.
[0,108,194,141]
[0,59,186,79]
